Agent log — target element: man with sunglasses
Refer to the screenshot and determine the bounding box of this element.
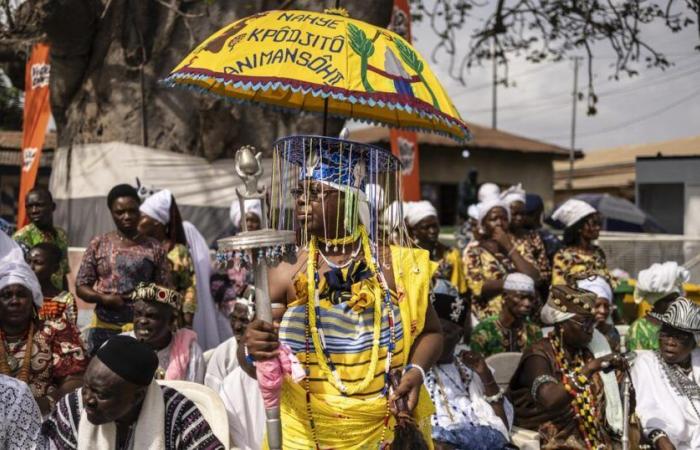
[508,285,631,449]
[632,297,700,450]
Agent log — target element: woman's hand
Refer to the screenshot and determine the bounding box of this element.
[390,367,424,414]
[99,293,126,309]
[492,227,513,253]
[242,319,280,361]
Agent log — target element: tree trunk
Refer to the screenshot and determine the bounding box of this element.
[35,0,393,159]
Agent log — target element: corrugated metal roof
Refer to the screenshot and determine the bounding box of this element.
[0,131,57,151]
[349,123,573,158]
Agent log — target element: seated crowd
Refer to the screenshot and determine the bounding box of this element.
[0,180,697,450]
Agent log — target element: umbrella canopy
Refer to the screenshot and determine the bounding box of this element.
[549,193,667,233]
[164,9,469,142]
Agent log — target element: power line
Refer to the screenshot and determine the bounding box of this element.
[538,86,700,140]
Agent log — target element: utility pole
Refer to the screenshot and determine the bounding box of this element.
[567,57,582,191]
[491,37,498,129]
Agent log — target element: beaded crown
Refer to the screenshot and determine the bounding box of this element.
[130,282,183,311]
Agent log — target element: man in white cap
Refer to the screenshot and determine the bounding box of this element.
[470,273,542,357]
[628,261,690,351]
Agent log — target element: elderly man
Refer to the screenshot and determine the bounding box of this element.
[125,282,205,383]
[470,273,542,357]
[632,297,700,450]
[39,335,223,450]
[0,374,41,449]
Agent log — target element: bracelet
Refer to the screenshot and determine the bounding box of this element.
[568,370,589,391]
[531,374,559,401]
[484,387,505,403]
[648,429,668,445]
[244,344,256,366]
[403,363,426,383]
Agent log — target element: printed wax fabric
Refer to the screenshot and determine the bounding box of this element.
[552,245,611,287]
[470,315,542,357]
[464,242,516,319]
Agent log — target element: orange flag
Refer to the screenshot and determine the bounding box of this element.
[389,0,421,201]
[17,43,52,228]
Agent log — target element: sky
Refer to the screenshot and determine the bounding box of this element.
[408,2,700,153]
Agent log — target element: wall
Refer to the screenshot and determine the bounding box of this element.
[418,145,556,206]
[636,157,700,236]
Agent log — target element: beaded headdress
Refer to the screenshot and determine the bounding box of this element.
[270,135,410,257]
[130,282,183,311]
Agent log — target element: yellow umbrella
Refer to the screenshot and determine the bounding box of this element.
[164,8,470,141]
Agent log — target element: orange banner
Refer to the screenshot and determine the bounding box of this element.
[389,0,421,201]
[17,43,52,228]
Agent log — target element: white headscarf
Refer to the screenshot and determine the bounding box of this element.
[229,199,263,229]
[577,276,613,303]
[551,199,597,228]
[0,230,24,264]
[185,221,233,350]
[467,204,479,221]
[382,201,402,230]
[503,273,535,294]
[477,198,510,224]
[404,200,438,227]
[478,183,500,202]
[634,261,690,305]
[501,183,526,206]
[0,262,43,308]
[139,189,173,225]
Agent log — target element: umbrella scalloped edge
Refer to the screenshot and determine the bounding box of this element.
[162,70,472,143]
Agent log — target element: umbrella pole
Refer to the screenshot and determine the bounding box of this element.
[321,0,340,137]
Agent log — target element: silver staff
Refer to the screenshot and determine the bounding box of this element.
[218,146,296,450]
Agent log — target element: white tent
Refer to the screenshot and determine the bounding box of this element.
[50,142,273,246]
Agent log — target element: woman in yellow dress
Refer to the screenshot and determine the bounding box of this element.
[551,199,610,286]
[239,135,443,449]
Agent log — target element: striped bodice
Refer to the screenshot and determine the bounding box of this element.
[280,295,405,399]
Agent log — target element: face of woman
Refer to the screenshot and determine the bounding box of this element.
[659,324,696,365]
[294,181,342,237]
[137,214,162,238]
[482,207,508,237]
[561,314,596,348]
[410,216,440,247]
[0,284,34,330]
[593,298,610,325]
[581,214,601,242]
[509,201,526,231]
[244,213,262,232]
[110,196,140,234]
[27,248,59,284]
[132,300,173,349]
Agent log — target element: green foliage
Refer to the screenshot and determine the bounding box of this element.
[395,38,423,74]
[348,23,375,92]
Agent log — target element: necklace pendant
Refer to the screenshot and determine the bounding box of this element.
[7,354,19,372]
[333,245,338,252]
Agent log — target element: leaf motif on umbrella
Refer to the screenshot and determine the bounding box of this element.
[394,39,439,109]
[348,23,375,92]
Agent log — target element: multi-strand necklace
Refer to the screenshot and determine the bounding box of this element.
[550,332,604,450]
[0,322,35,383]
[427,360,472,425]
[656,351,700,421]
[304,225,396,449]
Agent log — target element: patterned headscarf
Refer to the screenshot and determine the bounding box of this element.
[540,285,596,325]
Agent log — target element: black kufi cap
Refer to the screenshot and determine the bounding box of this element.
[96,335,158,386]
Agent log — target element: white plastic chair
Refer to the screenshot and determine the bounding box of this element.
[485,352,522,389]
[157,380,232,449]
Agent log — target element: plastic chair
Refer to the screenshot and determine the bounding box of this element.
[485,352,522,389]
[157,380,231,449]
